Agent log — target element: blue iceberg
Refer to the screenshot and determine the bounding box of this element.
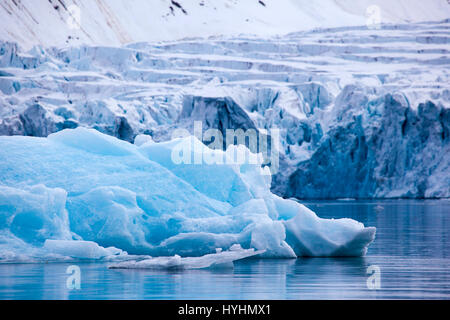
[0,128,375,262]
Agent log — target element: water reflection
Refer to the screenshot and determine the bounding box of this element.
[0,200,449,299]
[303,200,450,258]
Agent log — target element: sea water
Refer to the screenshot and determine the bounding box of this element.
[0,200,449,300]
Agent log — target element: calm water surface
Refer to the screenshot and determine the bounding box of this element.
[0,200,449,299]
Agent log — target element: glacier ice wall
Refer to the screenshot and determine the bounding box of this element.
[0,20,449,198]
[0,128,375,261]
[280,92,450,199]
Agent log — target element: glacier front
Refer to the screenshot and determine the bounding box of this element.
[1,18,449,199]
[0,127,375,262]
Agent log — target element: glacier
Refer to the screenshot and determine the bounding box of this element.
[0,128,375,262]
[1,0,448,50]
[0,18,449,199]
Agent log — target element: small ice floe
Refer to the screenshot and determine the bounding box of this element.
[0,128,376,260]
[108,244,264,270]
[43,240,146,261]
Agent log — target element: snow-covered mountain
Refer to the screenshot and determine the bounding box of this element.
[0,0,449,199]
[1,0,449,49]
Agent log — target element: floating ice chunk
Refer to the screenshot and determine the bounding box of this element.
[0,128,376,260]
[44,240,126,260]
[283,202,376,257]
[109,245,264,270]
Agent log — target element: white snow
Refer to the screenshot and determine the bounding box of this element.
[1,0,448,50]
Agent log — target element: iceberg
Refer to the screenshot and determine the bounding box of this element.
[109,244,265,270]
[0,127,375,262]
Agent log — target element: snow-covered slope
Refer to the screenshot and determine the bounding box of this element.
[0,0,449,50]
